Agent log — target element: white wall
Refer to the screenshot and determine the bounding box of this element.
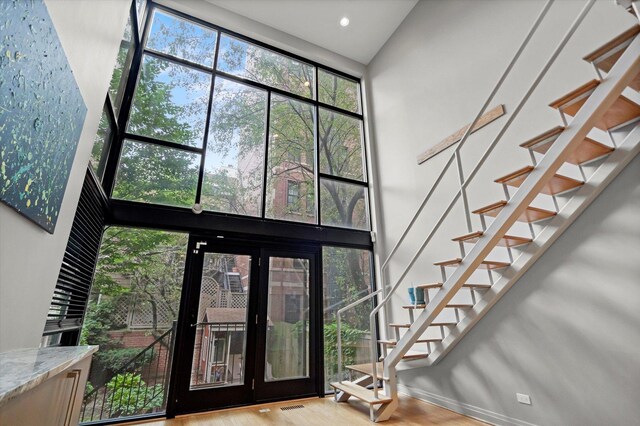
[366,0,639,423]
[0,0,130,352]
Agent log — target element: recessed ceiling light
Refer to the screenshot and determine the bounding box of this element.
[339,17,350,27]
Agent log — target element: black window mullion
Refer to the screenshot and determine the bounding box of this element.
[314,66,320,226]
[318,173,367,187]
[195,30,221,205]
[122,132,204,154]
[102,3,149,197]
[316,101,363,120]
[261,91,272,219]
[143,48,213,74]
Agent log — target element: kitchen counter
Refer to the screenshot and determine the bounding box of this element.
[0,345,97,408]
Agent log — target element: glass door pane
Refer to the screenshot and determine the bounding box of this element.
[264,257,310,381]
[189,252,251,390]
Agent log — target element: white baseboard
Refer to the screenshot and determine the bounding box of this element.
[397,384,538,426]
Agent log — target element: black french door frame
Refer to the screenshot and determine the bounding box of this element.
[253,248,319,401]
[167,235,324,418]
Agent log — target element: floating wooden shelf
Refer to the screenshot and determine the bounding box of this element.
[549,79,640,130]
[495,165,584,195]
[330,382,392,405]
[452,231,532,247]
[583,25,640,91]
[520,126,614,165]
[434,258,510,270]
[473,200,557,223]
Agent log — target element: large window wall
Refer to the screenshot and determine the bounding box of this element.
[67,2,376,423]
[94,4,369,231]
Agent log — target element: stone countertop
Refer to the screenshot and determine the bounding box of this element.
[0,345,98,408]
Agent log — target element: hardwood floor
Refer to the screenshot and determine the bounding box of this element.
[124,394,487,425]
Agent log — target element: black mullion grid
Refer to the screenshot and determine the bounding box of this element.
[212,70,363,121]
[123,133,203,154]
[317,173,366,187]
[143,48,213,74]
[314,66,321,226]
[260,91,272,219]
[195,30,222,205]
[146,3,363,118]
[102,3,150,197]
[150,2,358,83]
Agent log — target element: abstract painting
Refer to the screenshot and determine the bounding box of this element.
[0,0,87,233]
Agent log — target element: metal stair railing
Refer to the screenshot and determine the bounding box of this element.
[333,0,634,402]
[376,0,605,398]
[80,321,177,423]
[388,25,640,371]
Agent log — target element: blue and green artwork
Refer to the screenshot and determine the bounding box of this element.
[0,0,87,233]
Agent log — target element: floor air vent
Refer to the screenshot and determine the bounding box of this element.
[280,404,305,411]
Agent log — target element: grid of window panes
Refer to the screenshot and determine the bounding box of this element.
[109,5,369,230]
[89,0,144,182]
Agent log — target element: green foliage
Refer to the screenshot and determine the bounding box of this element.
[85,381,94,396]
[106,373,164,416]
[95,348,156,373]
[324,321,365,381]
[80,298,125,348]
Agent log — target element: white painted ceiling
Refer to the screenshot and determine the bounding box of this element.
[204,0,418,64]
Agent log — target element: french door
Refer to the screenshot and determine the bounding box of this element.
[170,237,320,416]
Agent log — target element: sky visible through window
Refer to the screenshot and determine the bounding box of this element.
[115,6,368,228]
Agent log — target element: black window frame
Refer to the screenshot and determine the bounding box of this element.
[98,1,371,239]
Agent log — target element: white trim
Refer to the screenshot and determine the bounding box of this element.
[398,384,538,426]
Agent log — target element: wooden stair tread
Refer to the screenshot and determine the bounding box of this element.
[414,282,444,289]
[583,25,640,91]
[433,258,463,267]
[330,381,393,404]
[389,320,457,327]
[346,362,389,380]
[452,231,532,247]
[434,258,510,270]
[549,80,640,130]
[379,338,442,346]
[520,127,614,165]
[464,282,492,288]
[519,126,565,148]
[472,200,557,223]
[495,165,584,195]
[389,323,412,328]
[399,353,429,360]
[414,282,491,289]
[402,302,473,309]
[549,79,600,109]
[583,25,640,63]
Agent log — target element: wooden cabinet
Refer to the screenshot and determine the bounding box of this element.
[0,346,97,426]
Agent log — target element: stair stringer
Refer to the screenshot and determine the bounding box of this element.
[384,33,640,372]
[426,123,640,366]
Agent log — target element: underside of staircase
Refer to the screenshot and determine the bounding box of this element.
[331,5,640,422]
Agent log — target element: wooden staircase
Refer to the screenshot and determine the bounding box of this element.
[331,18,640,422]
